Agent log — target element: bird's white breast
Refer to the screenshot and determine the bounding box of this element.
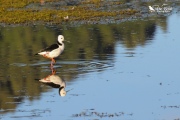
[48,47,61,58]
[38,43,64,58]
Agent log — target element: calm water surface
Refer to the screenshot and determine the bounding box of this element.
[0,13,180,120]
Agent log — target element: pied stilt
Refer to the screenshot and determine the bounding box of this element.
[35,35,65,70]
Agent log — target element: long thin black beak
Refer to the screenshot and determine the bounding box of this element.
[64,40,70,43]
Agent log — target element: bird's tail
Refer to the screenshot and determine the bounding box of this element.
[34,78,40,81]
[34,53,39,56]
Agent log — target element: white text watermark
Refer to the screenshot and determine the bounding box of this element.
[149,4,173,13]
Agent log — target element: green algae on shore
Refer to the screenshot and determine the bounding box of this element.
[0,0,138,24]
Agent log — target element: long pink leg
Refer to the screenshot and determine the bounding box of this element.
[51,68,56,75]
[52,58,56,64]
[42,54,55,70]
[51,60,53,69]
[50,58,56,72]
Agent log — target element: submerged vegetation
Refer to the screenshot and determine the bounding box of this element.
[0,0,138,24]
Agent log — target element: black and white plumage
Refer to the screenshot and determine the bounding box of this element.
[35,35,65,68]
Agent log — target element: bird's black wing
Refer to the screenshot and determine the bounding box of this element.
[34,44,59,55]
[40,44,59,52]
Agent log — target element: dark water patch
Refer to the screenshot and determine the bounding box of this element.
[161,105,180,109]
[9,108,51,119]
[10,115,41,118]
[72,109,133,118]
[123,51,136,57]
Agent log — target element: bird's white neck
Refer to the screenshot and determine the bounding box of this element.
[57,41,63,46]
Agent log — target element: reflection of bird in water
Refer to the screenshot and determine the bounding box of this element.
[35,35,65,71]
[38,72,66,97]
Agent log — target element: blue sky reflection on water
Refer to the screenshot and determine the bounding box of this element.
[1,14,180,120]
[112,14,180,119]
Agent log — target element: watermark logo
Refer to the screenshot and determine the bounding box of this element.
[149,4,173,13]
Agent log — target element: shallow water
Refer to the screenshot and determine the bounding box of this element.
[0,13,180,120]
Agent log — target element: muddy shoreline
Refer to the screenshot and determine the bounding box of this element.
[0,0,178,27]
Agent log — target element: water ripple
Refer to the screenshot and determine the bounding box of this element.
[58,60,114,74]
[10,59,114,74]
